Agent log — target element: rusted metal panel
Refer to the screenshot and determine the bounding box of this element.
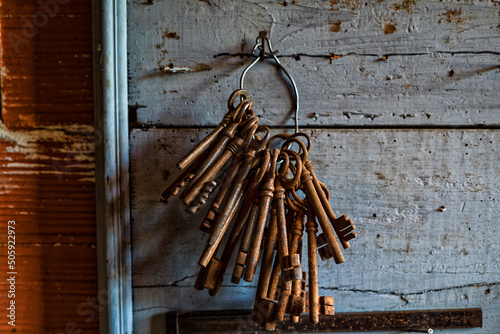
[0,0,98,333]
[127,0,500,127]
[130,128,499,333]
[0,0,94,130]
[0,130,99,333]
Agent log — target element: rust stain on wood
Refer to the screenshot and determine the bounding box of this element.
[439,8,464,24]
[393,0,419,13]
[330,21,342,32]
[164,30,180,39]
[384,23,397,34]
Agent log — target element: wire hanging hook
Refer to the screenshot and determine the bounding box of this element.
[239,31,300,133]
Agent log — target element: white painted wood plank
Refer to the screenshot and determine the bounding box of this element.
[127,0,500,127]
[130,128,500,333]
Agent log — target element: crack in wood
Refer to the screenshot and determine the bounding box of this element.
[214,50,500,60]
[133,281,500,302]
[134,275,198,289]
[323,281,500,298]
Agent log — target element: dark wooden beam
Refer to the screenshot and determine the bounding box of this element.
[166,308,482,333]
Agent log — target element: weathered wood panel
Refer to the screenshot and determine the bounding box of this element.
[130,128,500,333]
[127,0,500,127]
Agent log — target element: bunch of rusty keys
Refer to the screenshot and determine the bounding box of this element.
[161,89,357,329]
[251,146,329,330]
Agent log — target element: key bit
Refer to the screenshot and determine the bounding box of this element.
[253,297,278,330]
[161,141,214,201]
[332,214,357,242]
[186,180,217,214]
[195,257,223,291]
[161,172,194,201]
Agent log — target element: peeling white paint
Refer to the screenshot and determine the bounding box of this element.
[0,121,95,162]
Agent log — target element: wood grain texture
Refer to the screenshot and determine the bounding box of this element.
[130,128,499,334]
[127,0,500,127]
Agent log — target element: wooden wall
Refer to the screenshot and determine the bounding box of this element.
[128,0,499,333]
[0,1,98,333]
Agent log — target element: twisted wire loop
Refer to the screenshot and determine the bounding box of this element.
[239,31,300,133]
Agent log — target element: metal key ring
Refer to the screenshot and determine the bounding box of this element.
[253,148,271,183]
[285,189,305,212]
[242,107,256,122]
[282,132,312,153]
[267,133,291,149]
[227,89,250,113]
[238,115,259,136]
[241,123,259,150]
[278,149,302,190]
[290,186,310,209]
[281,136,309,163]
[319,181,330,201]
[270,148,289,180]
[249,126,271,153]
[234,101,254,124]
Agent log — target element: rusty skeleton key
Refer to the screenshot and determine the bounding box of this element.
[252,204,279,327]
[274,151,304,322]
[194,191,245,290]
[232,196,259,283]
[182,114,258,206]
[256,245,283,330]
[195,152,245,222]
[253,221,280,330]
[305,159,357,248]
[289,207,305,323]
[244,148,283,282]
[283,137,345,264]
[180,121,239,205]
[199,125,268,267]
[176,90,250,170]
[231,150,271,283]
[208,150,271,295]
[285,133,356,249]
[161,142,213,201]
[305,206,320,323]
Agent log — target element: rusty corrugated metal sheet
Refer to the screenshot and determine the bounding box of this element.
[1,0,94,130]
[0,0,98,333]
